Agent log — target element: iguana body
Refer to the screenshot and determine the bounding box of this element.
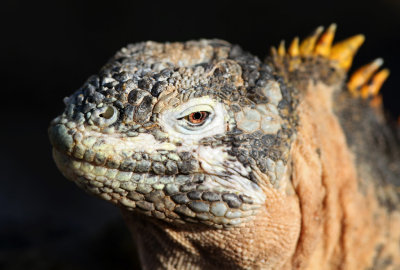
[49,25,400,269]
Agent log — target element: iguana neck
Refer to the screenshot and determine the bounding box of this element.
[121,212,204,270]
[290,81,400,269]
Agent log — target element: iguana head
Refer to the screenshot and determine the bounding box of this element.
[49,39,297,228]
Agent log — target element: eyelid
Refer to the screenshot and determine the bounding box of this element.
[176,104,214,119]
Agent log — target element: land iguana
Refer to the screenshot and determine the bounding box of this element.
[48,24,400,269]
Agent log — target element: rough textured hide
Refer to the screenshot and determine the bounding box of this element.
[290,81,397,269]
[49,30,400,269]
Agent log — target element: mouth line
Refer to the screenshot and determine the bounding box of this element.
[49,123,245,182]
[55,147,250,191]
[50,131,199,176]
[53,143,264,203]
[52,148,201,185]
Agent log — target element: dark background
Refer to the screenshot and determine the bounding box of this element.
[1,0,399,269]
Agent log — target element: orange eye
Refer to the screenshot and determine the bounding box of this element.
[186,111,209,125]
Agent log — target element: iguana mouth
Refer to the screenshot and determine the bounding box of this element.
[49,122,260,228]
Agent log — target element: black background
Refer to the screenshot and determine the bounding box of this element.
[1,0,400,269]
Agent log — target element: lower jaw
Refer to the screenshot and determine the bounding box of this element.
[53,148,259,228]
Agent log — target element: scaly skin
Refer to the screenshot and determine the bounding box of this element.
[49,27,400,269]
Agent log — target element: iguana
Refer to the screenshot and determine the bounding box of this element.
[48,24,400,269]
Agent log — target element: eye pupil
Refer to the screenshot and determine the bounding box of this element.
[193,112,202,120]
[187,111,208,124]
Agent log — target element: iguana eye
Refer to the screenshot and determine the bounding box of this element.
[159,98,227,137]
[175,104,214,131]
[185,111,209,125]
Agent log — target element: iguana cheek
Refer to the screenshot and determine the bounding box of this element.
[234,104,283,134]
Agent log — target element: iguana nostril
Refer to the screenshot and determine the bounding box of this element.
[99,106,115,119]
[91,105,118,127]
